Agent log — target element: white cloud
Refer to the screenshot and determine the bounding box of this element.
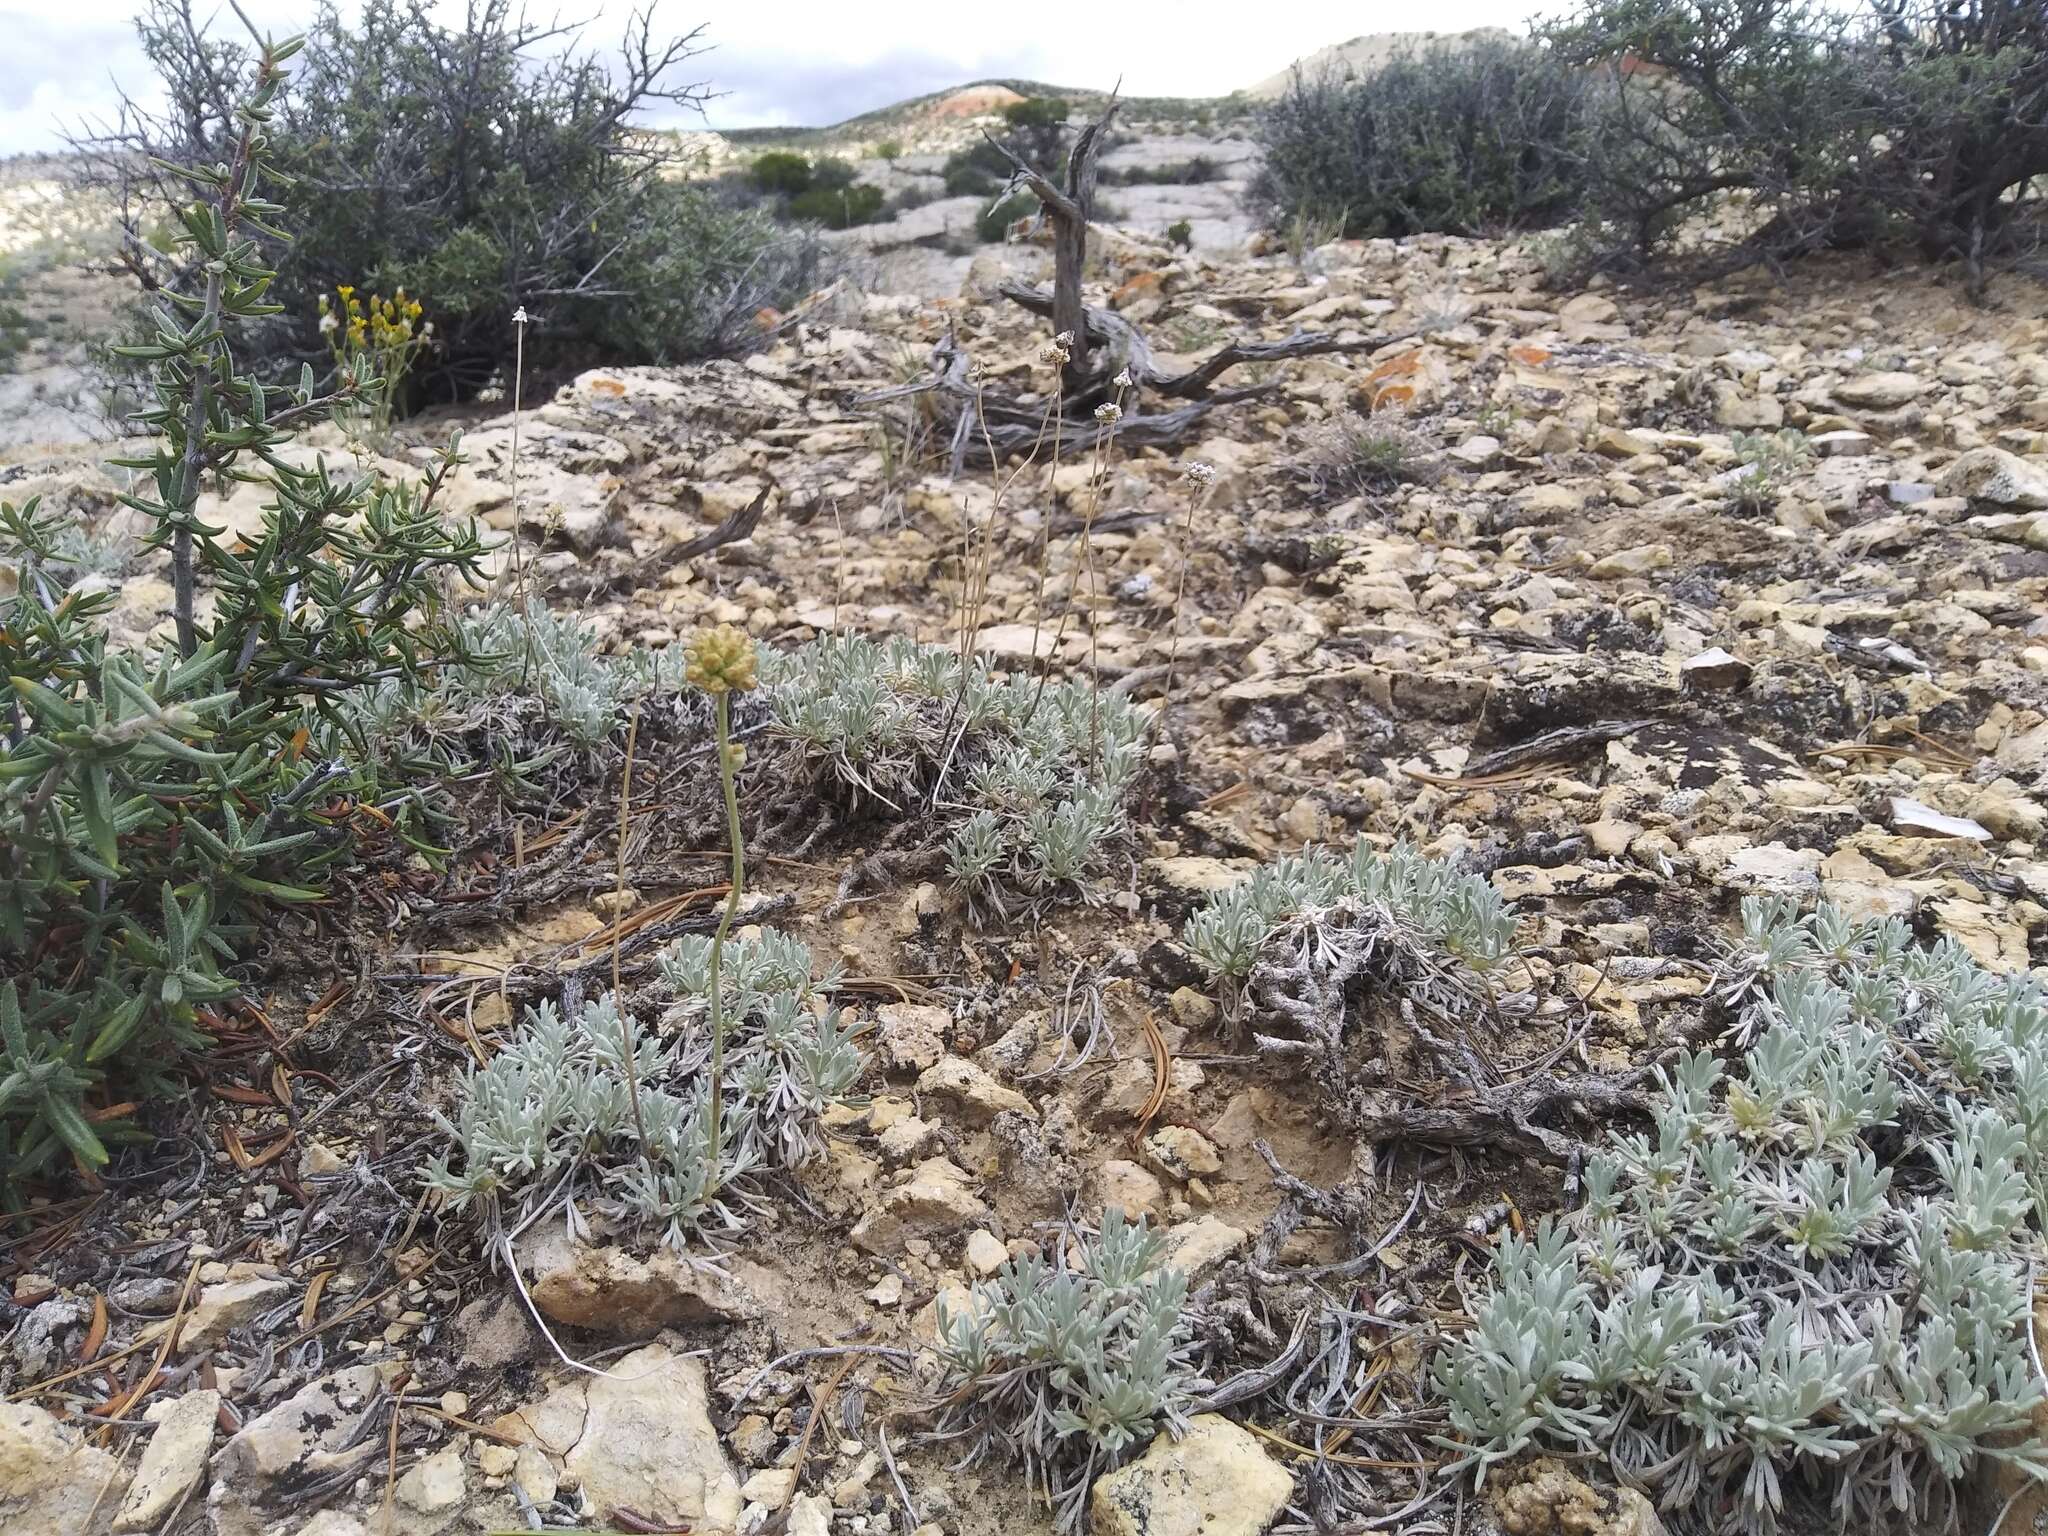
[0,0,1548,155]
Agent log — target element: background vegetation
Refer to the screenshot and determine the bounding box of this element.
[72,0,832,405]
[1255,0,2048,292]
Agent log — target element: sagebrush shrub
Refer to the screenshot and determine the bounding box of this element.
[79,0,827,398]
[978,192,1042,244]
[1729,429,1814,513]
[1297,417,1443,502]
[761,634,1148,919]
[944,141,1015,198]
[1435,898,2048,1534]
[932,1210,1196,1532]
[426,929,863,1250]
[1184,837,1516,1003]
[1253,39,1595,239]
[1542,0,2048,288]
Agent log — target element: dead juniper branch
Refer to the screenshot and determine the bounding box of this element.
[1344,1069,1653,1163]
[853,99,1414,469]
[982,93,1121,396]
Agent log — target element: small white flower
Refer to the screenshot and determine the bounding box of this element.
[318,312,338,334]
[1095,402,1122,424]
[1055,330,1075,347]
[1038,339,1070,365]
[1182,461,1216,486]
[1113,368,1132,389]
[512,306,530,325]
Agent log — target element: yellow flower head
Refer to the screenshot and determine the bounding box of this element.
[337,284,354,299]
[683,625,758,695]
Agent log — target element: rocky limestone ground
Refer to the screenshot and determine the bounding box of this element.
[4,214,2048,1536]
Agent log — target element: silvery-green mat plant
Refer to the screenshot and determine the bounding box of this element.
[930,1210,1198,1532]
[342,597,715,782]
[1183,836,1516,1000]
[760,633,1147,919]
[425,928,861,1251]
[1181,838,1518,1114]
[1434,898,2048,1535]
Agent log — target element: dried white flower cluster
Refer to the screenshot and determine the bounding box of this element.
[1039,329,1075,366]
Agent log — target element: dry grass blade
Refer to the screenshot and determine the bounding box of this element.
[300,1268,333,1332]
[791,1353,859,1482]
[1245,1420,1433,1471]
[381,1369,410,1536]
[78,1294,107,1365]
[93,1255,201,1438]
[1395,763,1549,789]
[1132,1011,1171,1149]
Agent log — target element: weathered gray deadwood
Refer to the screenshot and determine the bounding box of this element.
[853,98,1415,469]
[996,281,1411,401]
[1346,1069,1653,1163]
[982,96,1121,394]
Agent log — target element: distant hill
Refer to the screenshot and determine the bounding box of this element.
[700,33,1528,162]
[713,79,1248,157]
[1243,28,1522,97]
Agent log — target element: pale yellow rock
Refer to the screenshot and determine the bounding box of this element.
[1091,1416,1293,1536]
[113,1390,217,1532]
[1,1400,130,1536]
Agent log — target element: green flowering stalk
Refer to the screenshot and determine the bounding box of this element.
[684,623,758,1187]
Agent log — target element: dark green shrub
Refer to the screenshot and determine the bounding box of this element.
[944,141,1014,198]
[3,22,485,1203]
[584,182,834,360]
[0,259,43,373]
[1253,39,1596,239]
[1104,156,1225,186]
[977,192,1040,244]
[1001,96,1071,166]
[808,157,860,192]
[741,152,885,229]
[874,139,904,161]
[78,0,822,400]
[1544,0,2048,289]
[1166,219,1194,250]
[751,150,815,195]
[788,182,887,228]
[888,182,941,215]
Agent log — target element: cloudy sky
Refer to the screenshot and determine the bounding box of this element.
[0,0,1545,156]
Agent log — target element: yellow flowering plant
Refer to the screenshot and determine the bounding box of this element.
[318,283,431,449]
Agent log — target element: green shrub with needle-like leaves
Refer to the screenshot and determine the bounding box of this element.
[0,21,485,1204]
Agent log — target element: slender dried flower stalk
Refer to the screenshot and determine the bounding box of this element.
[1163,461,1218,720]
[685,624,759,1187]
